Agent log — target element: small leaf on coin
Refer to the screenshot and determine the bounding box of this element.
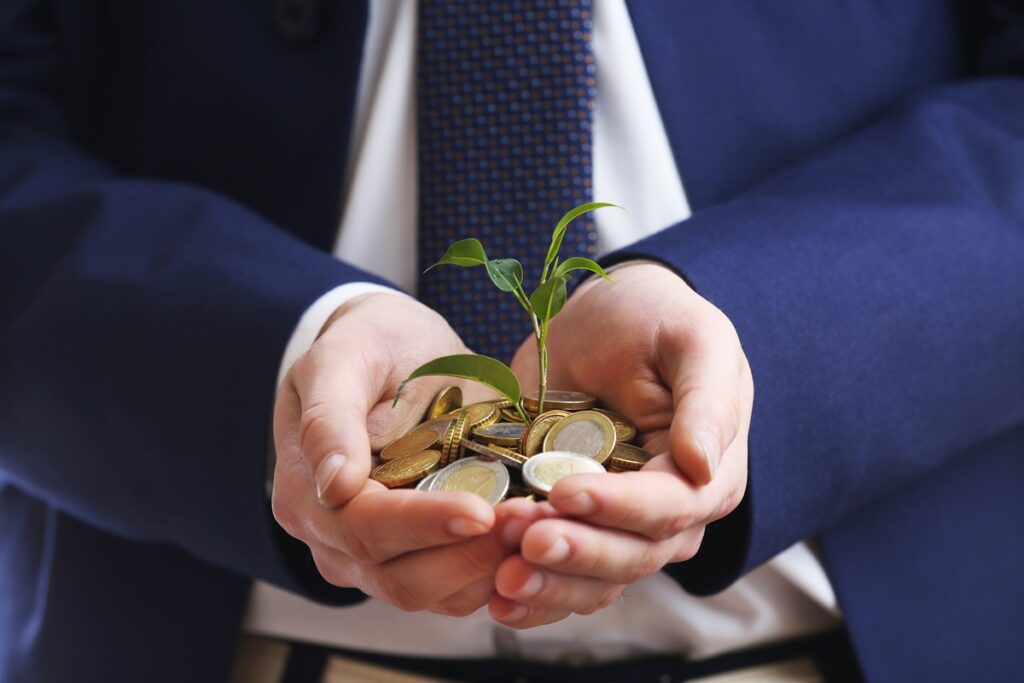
[424,238,488,273]
[486,258,524,292]
[394,354,522,408]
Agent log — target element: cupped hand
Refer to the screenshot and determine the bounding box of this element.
[272,292,512,615]
[491,263,753,627]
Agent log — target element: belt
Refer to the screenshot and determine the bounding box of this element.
[231,630,863,683]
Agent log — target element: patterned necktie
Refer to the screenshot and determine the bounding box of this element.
[417,0,596,362]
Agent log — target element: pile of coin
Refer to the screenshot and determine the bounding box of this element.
[371,386,654,505]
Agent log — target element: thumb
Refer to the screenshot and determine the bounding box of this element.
[664,333,744,487]
[289,347,379,508]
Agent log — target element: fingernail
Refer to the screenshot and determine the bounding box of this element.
[514,571,544,599]
[557,490,596,516]
[500,517,528,548]
[538,537,571,565]
[502,603,529,623]
[447,516,490,537]
[696,428,721,482]
[315,453,346,505]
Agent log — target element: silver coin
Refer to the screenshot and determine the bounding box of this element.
[415,469,442,491]
[427,456,510,506]
[522,450,606,496]
[473,422,527,443]
[542,410,617,465]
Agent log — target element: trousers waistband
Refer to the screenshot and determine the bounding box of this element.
[232,628,863,683]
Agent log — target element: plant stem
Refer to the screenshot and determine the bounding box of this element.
[537,323,549,415]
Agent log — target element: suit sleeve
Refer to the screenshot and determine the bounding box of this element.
[605,17,1024,594]
[0,3,375,602]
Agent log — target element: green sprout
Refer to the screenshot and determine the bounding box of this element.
[394,202,621,421]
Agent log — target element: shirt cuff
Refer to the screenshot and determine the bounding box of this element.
[276,282,410,389]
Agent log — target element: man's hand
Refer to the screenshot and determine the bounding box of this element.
[271,292,514,615]
[491,263,753,627]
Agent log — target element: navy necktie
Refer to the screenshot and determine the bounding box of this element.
[417,0,596,362]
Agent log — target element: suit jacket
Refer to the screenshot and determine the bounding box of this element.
[1,1,1022,681]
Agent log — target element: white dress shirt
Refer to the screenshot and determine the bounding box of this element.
[244,0,841,664]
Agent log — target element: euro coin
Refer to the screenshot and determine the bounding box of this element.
[371,450,441,488]
[608,442,654,472]
[427,385,462,420]
[460,438,528,468]
[456,402,501,430]
[415,469,442,491]
[542,410,617,465]
[523,390,597,414]
[473,422,526,447]
[520,409,570,457]
[501,407,525,423]
[380,421,447,462]
[522,450,606,496]
[441,410,471,466]
[427,456,510,506]
[593,408,637,443]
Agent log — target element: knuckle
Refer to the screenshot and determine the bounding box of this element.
[713,487,744,521]
[339,529,377,564]
[649,510,692,542]
[311,550,345,587]
[378,576,424,613]
[624,551,663,583]
[606,495,649,533]
[270,493,300,538]
[459,545,499,578]
[673,528,706,563]
[297,401,334,459]
[433,598,484,617]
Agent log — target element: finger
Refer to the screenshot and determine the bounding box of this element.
[362,530,513,612]
[660,311,746,485]
[316,488,497,563]
[518,516,700,584]
[546,464,708,540]
[432,576,494,617]
[495,555,624,614]
[289,344,380,507]
[489,594,572,630]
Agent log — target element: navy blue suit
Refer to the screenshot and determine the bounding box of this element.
[1,1,1022,681]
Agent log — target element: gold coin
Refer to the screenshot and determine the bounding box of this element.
[608,442,654,472]
[523,390,597,414]
[522,450,606,496]
[501,407,525,423]
[459,438,528,468]
[520,410,570,457]
[463,401,500,429]
[593,408,637,443]
[441,410,471,466]
[427,385,462,420]
[371,450,441,488]
[489,398,514,410]
[473,422,526,447]
[444,401,499,429]
[542,410,617,465]
[380,426,442,462]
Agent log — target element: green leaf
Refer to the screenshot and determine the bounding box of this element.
[543,202,621,276]
[530,274,569,325]
[554,256,612,282]
[424,238,488,273]
[393,354,522,408]
[485,258,524,292]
